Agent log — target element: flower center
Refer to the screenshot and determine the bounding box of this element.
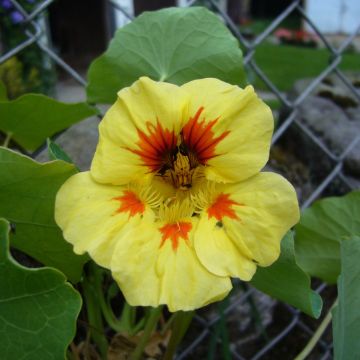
[129,107,230,190]
[170,151,194,189]
[159,140,201,190]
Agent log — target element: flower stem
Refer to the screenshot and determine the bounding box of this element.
[160,313,176,336]
[294,299,338,360]
[241,282,268,341]
[163,311,194,360]
[82,263,108,358]
[130,306,163,360]
[119,302,143,335]
[95,270,126,334]
[208,299,230,360]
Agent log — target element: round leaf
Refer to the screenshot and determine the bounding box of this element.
[0,94,98,151]
[295,191,360,284]
[0,219,82,360]
[251,231,322,318]
[0,147,88,282]
[86,7,246,104]
[332,236,360,360]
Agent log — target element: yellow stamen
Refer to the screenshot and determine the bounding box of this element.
[128,181,163,209]
[171,153,194,189]
[158,197,194,224]
[190,181,217,213]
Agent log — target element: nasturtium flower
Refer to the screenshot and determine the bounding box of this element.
[55,77,299,311]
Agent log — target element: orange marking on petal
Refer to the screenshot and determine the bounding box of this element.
[159,222,192,251]
[207,193,242,221]
[113,190,145,217]
[182,107,230,164]
[129,121,177,172]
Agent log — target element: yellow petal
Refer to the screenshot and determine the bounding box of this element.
[181,78,273,183]
[111,219,232,312]
[91,77,190,185]
[55,172,154,268]
[221,172,300,266]
[194,216,257,280]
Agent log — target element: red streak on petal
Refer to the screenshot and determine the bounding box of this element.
[159,221,192,251]
[113,190,145,217]
[182,107,230,164]
[129,121,177,172]
[207,193,242,221]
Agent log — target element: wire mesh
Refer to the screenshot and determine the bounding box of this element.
[1,0,359,358]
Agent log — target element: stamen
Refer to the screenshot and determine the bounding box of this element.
[158,197,194,223]
[172,152,194,189]
[128,182,163,209]
[190,181,217,213]
[112,180,165,218]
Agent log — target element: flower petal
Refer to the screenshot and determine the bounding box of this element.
[91,77,190,185]
[181,78,273,183]
[55,172,154,268]
[194,216,257,280]
[111,219,232,312]
[220,172,300,267]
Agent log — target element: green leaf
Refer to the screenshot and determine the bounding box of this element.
[332,235,360,360]
[295,191,360,284]
[0,147,88,282]
[47,138,74,164]
[0,94,98,151]
[87,7,246,104]
[0,80,7,101]
[0,218,82,360]
[251,232,322,318]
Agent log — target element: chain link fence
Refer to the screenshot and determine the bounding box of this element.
[1,0,359,358]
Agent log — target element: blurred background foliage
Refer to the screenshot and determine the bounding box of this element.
[0,0,56,98]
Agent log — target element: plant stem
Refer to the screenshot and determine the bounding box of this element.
[2,132,12,147]
[95,270,127,334]
[130,306,163,360]
[118,301,139,335]
[161,313,176,336]
[208,299,231,360]
[294,299,338,360]
[218,300,231,360]
[82,263,109,358]
[131,317,146,336]
[240,282,268,341]
[164,311,194,360]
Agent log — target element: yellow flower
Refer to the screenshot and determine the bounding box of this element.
[55,77,299,312]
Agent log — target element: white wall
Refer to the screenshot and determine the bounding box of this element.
[177,0,192,6]
[112,0,134,29]
[112,0,229,29]
[305,0,360,34]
